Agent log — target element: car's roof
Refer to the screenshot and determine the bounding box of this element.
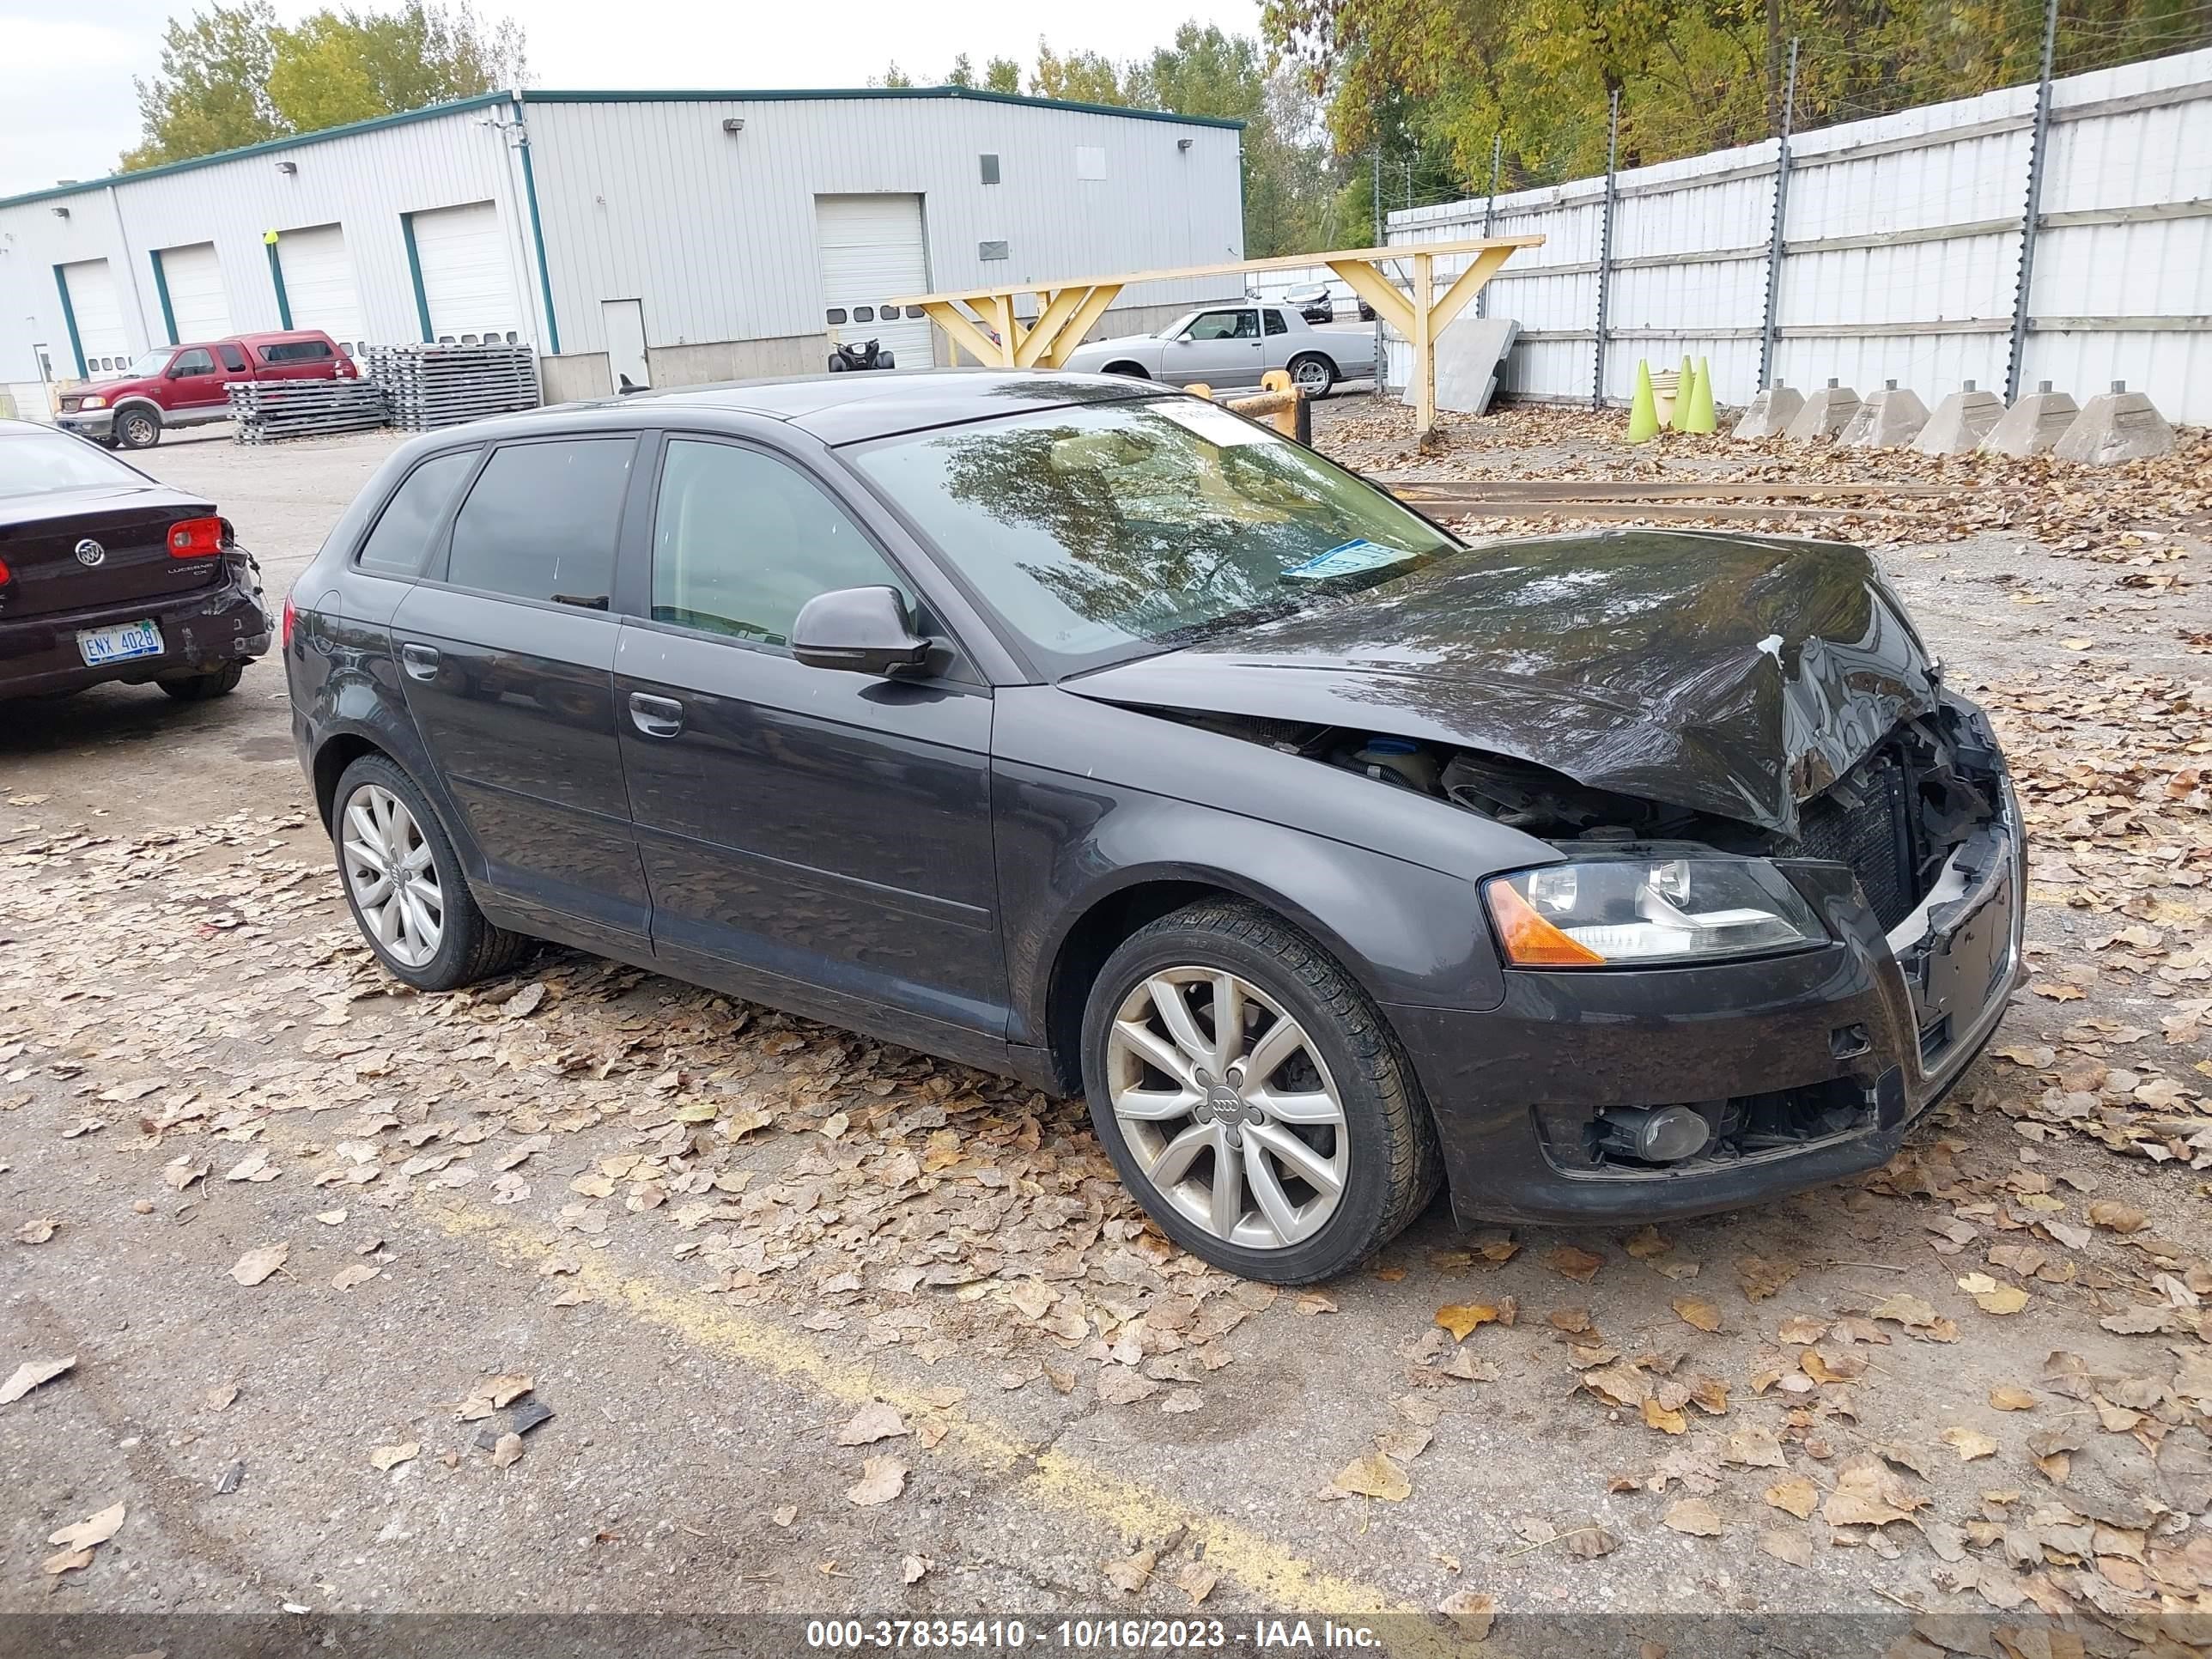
[544,368,1170,446]
[0,417,65,437]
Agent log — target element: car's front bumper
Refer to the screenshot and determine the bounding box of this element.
[0,550,270,697]
[58,410,114,440]
[1395,778,2026,1226]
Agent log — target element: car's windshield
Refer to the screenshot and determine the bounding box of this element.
[118,349,172,378]
[850,397,1459,675]
[0,431,147,496]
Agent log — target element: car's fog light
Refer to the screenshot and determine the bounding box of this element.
[1598,1103,1711,1164]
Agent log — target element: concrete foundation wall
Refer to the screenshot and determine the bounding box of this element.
[538,353,613,404]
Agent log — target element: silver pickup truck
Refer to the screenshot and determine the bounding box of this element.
[1061,301,1376,397]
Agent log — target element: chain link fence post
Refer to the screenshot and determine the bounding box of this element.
[1591,88,1620,410]
[1757,37,1801,392]
[1477,131,1502,320]
[2005,0,2061,402]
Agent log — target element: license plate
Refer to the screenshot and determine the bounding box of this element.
[77,619,164,666]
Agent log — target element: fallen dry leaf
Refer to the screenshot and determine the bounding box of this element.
[1671,1296,1723,1333]
[1176,1562,1218,1605]
[369,1442,418,1471]
[902,1555,930,1584]
[1103,1547,1156,1595]
[1735,1255,1799,1301]
[1332,1451,1412,1502]
[0,1355,73,1406]
[1435,1303,1502,1340]
[1759,1528,1814,1567]
[1437,1589,1496,1638]
[1990,1386,2037,1411]
[1764,1476,1820,1519]
[1942,1426,1999,1462]
[228,1243,289,1286]
[1957,1273,2029,1315]
[1662,1498,1724,1536]
[847,1455,908,1507]
[1546,1245,1604,1283]
[330,1263,380,1291]
[15,1216,58,1244]
[47,1500,125,1554]
[2087,1200,2148,1234]
[489,1431,525,1468]
[836,1401,908,1447]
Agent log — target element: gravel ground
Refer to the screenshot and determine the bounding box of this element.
[1,408,2207,1656]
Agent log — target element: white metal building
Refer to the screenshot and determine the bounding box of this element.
[0,87,1245,413]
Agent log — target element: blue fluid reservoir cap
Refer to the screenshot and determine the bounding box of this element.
[1363,737,1419,755]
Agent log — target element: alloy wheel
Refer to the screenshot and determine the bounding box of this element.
[1291,358,1332,395]
[1103,966,1348,1250]
[340,783,444,968]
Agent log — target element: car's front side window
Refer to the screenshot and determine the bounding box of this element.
[1182,311,1245,342]
[173,349,215,375]
[649,438,910,648]
[445,437,635,608]
[356,449,480,577]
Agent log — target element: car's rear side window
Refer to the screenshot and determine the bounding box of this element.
[446,438,635,609]
[356,449,479,577]
[216,343,246,372]
[258,338,334,364]
[1263,309,1287,336]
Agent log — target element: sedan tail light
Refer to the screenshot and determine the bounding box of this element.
[167,516,224,558]
[282,594,296,652]
[0,553,11,586]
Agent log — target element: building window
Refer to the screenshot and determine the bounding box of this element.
[826,308,848,325]
[979,154,1000,185]
[978,240,1009,262]
[904,307,925,319]
[853,306,874,323]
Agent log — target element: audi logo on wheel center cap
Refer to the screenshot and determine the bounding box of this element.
[74,539,105,567]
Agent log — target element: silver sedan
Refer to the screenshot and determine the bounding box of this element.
[1061,301,1376,397]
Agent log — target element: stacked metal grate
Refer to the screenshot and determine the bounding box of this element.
[368,342,541,431]
[227,379,392,444]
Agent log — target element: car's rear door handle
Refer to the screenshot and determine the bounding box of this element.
[399,642,440,681]
[629,692,684,738]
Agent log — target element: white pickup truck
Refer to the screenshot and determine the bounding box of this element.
[1060,301,1376,397]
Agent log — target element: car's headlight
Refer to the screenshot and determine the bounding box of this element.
[1486,855,1826,968]
[79,395,106,409]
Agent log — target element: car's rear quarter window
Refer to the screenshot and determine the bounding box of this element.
[355,449,480,576]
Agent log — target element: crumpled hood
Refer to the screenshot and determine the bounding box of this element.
[1064,529,1939,836]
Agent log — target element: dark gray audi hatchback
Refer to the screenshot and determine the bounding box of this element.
[287,371,2025,1283]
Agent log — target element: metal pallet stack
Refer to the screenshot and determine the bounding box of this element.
[227,380,391,444]
[368,343,541,430]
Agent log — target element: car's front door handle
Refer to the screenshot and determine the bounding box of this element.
[629,692,685,738]
[399,642,440,681]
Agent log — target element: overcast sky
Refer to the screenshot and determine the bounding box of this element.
[1,0,1267,195]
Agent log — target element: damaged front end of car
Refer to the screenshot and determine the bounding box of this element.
[1067,529,2027,1221]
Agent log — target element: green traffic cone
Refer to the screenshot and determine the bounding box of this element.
[1680,355,1717,434]
[1670,354,1693,430]
[1627,360,1660,443]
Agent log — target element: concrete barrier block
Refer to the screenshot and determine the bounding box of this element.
[1414,318,1520,416]
[1731,383,1803,440]
[1783,379,1859,442]
[1912,381,2005,454]
[2052,382,2176,465]
[1839,380,1929,449]
[1979,381,2079,457]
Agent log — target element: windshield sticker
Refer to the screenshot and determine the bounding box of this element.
[1282,538,1413,581]
[1152,400,1284,447]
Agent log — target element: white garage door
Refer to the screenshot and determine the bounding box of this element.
[277,224,366,353]
[814,194,933,368]
[61,259,129,374]
[160,242,230,343]
[410,201,522,343]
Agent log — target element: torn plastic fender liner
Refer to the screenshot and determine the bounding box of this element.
[1065,529,1940,836]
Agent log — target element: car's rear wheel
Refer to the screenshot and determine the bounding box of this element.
[157,663,244,701]
[332,753,531,991]
[1081,899,1439,1283]
[115,407,161,449]
[1288,354,1336,398]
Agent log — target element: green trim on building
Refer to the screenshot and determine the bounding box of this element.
[265,237,294,328]
[52,265,87,378]
[519,85,1243,130]
[149,249,179,345]
[514,125,562,355]
[399,213,433,343]
[0,94,511,211]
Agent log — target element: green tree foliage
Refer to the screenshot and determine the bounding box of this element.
[1264,0,2211,196]
[124,0,526,170]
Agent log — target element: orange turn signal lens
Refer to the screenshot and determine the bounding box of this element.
[1486,879,1606,967]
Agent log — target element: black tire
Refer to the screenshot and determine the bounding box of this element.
[1080,898,1440,1284]
[331,752,532,992]
[1287,354,1337,398]
[1102,362,1151,379]
[115,406,161,449]
[157,662,246,701]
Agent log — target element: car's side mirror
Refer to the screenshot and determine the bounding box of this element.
[790,585,931,678]
[167,365,188,379]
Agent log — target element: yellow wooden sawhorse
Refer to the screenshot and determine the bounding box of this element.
[890,237,1541,437]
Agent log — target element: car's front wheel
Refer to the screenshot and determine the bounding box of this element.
[331,753,532,991]
[1081,899,1439,1283]
[115,406,161,449]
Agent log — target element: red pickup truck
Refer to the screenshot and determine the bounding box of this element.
[58,330,359,450]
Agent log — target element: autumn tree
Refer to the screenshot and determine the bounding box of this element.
[125,0,527,171]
